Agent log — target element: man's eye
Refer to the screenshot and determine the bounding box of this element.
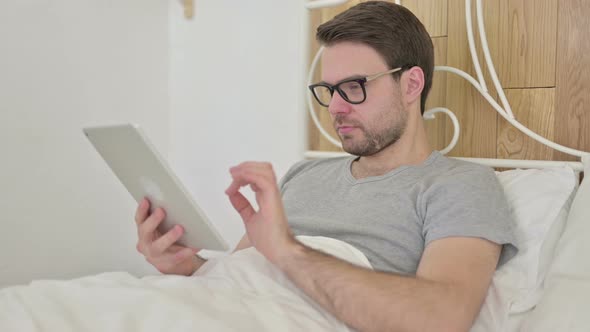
[343,82,362,90]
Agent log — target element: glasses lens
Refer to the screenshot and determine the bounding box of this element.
[338,80,365,103]
[312,85,333,106]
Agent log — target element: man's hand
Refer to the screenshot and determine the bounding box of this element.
[135,198,204,276]
[225,162,298,263]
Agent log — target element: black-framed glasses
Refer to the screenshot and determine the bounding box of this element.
[308,66,408,107]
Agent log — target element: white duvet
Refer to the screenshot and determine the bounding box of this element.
[0,236,370,332]
[5,234,590,332]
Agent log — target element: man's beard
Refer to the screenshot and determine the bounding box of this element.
[336,108,408,157]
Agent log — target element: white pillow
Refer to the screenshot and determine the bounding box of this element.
[521,156,590,331]
[471,166,576,332]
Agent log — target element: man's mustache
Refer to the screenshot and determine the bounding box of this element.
[334,115,362,128]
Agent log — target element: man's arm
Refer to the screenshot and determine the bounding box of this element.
[277,236,500,332]
[225,162,500,332]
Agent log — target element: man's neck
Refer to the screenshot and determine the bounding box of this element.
[351,118,433,179]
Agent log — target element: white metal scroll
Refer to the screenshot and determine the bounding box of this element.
[302,0,590,162]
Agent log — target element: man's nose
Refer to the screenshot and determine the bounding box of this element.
[327,91,352,115]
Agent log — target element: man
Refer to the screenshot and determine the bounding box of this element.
[134,2,517,331]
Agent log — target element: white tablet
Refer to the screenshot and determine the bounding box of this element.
[83,123,229,251]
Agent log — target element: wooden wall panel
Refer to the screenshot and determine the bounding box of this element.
[320,0,364,22]
[307,9,323,152]
[498,88,555,160]
[306,0,590,160]
[554,0,590,161]
[445,0,498,158]
[401,0,447,37]
[425,37,449,151]
[496,0,557,88]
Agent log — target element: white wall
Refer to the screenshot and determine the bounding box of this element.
[0,1,169,287]
[0,0,305,287]
[168,1,306,247]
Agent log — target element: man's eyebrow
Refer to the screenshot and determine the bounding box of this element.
[319,74,366,85]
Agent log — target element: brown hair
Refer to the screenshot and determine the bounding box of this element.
[316,1,434,114]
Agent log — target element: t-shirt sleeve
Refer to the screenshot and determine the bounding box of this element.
[420,166,518,267]
[278,159,313,192]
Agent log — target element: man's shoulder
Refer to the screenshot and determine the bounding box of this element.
[424,155,497,184]
[280,156,351,187]
[429,153,496,180]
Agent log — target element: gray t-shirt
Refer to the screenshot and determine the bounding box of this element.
[280,151,518,275]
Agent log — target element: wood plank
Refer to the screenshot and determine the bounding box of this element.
[401,0,448,37]
[424,37,448,151]
[321,0,364,23]
[497,88,555,160]
[554,0,590,161]
[445,0,498,158]
[307,8,324,151]
[496,0,557,88]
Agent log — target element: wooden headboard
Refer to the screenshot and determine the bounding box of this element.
[306,0,590,162]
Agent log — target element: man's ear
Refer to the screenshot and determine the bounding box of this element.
[402,66,425,107]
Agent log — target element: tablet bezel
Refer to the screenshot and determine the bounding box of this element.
[83,123,229,251]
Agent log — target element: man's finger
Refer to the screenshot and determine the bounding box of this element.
[229,168,276,194]
[139,208,166,243]
[135,198,150,225]
[226,189,256,222]
[172,247,199,264]
[225,176,247,195]
[230,163,276,184]
[152,224,184,254]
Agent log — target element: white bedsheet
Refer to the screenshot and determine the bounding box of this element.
[6,234,584,332]
[0,236,369,332]
[520,276,590,331]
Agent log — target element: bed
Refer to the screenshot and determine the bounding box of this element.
[2,1,590,331]
[0,164,588,332]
